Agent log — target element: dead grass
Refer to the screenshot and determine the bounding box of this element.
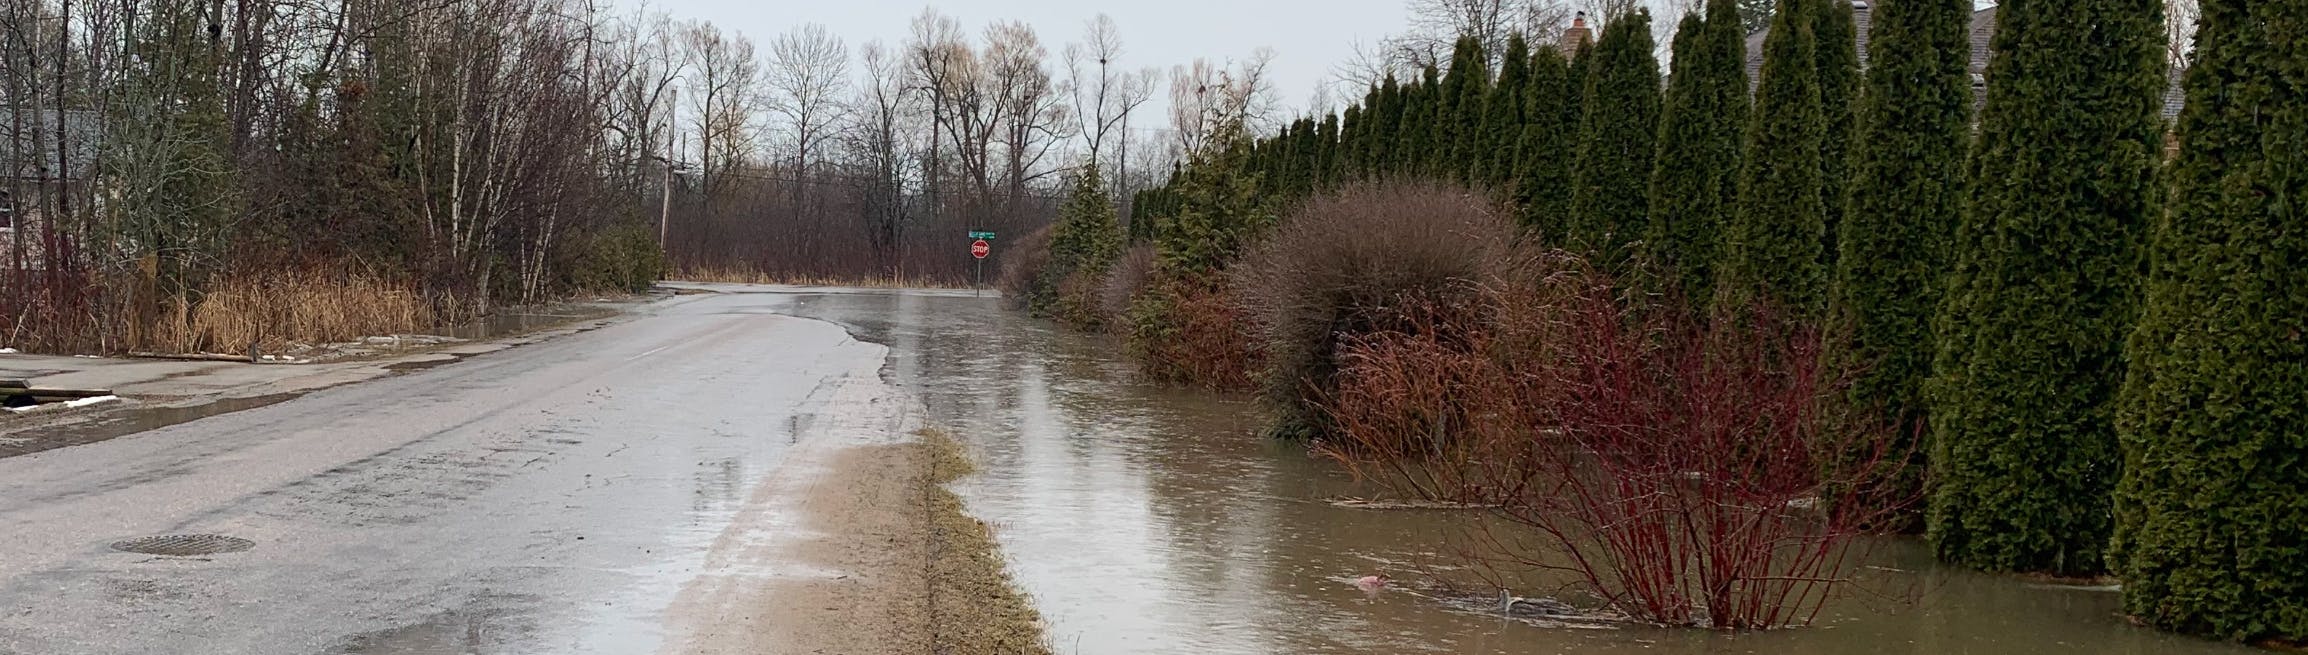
[920,428,1053,655]
[674,266,967,289]
[147,271,438,354]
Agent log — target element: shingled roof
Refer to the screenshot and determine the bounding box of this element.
[1742,3,2184,121]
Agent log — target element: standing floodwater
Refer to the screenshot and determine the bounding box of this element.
[782,289,2255,655]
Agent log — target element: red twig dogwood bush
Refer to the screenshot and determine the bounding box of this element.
[1322,258,1914,629]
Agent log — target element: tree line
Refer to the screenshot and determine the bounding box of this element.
[0,0,1255,352]
[1055,0,2298,645]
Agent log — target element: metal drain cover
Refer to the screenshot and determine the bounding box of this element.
[110,534,255,556]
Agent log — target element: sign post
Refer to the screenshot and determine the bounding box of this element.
[970,236,992,292]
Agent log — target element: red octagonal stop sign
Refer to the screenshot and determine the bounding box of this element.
[971,239,990,259]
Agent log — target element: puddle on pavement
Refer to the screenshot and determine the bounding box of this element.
[784,292,2263,655]
[0,394,298,459]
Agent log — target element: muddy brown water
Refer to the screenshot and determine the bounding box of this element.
[779,290,2260,655]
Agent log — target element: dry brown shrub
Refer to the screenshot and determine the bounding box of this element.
[1096,245,1156,323]
[994,225,1055,310]
[1233,180,1519,440]
[1320,262,1917,630]
[1126,277,1262,390]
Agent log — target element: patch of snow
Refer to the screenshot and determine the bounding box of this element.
[0,347,17,354]
[7,395,121,415]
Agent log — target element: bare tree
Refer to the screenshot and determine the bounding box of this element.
[2165,0,2200,67]
[1062,13,1158,177]
[843,39,915,269]
[766,23,848,191]
[678,19,761,199]
[1169,49,1280,155]
[982,21,1069,208]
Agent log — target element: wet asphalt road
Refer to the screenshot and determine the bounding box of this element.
[0,289,909,654]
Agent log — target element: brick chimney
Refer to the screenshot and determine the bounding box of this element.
[1560,12,1592,55]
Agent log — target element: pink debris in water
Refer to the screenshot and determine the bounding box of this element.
[1353,575,1390,591]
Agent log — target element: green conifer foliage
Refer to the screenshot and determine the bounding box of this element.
[1396,66,1442,176]
[1514,45,1581,230]
[1439,36,1494,181]
[1316,113,1342,187]
[1371,75,1403,174]
[2112,0,2308,640]
[1478,34,1534,189]
[1720,0,1825,316]
[1645,0,1750,304]
[1033,165,1126,315]
[1926,0,2166,577]
[1830,0,1974,519]
[1566,10,1662,263]
[1813,0,1861,272]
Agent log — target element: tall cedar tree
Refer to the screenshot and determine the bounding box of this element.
[1440,36,1494,182]
[1036,164,1125,315]
[1515,44,1584,230]
[1340,103,1368,178]
[1395,69,1438,176]
[1566,10,1662,263]
[1645,0,1750,304]
[1156,123,1273,279]
[1831,0,1974,517]
[1317,113,1342,188]
[2113,0,2308,641]
[1479,34,1534,189]
[1375,75,1404,174]
[1813,0,1860,272]
[1926,0,2165,576]
[1721,0,1826,317]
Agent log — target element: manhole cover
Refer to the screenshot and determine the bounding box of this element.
[110,534,255,556]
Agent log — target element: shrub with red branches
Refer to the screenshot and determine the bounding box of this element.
[1323,259,1915,629]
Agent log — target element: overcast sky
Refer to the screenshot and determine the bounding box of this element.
[613,0,1419,116]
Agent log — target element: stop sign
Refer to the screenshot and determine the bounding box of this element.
[971,239,991,259]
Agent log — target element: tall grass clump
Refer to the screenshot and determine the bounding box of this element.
[1234,180,1518,441]
[148,270,437,354]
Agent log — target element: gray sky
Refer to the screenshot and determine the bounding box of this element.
[617,0,1416,116]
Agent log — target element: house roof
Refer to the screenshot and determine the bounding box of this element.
[1,109,101,182]
[1742,4,2184,121]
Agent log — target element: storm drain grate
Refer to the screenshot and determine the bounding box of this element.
[110,534,255,556]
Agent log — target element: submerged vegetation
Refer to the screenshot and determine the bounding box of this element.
[1001,0,2299,645]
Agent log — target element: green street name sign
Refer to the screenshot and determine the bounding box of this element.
[968,231,998,239]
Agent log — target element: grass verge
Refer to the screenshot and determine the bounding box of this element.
[919,428,1053,655]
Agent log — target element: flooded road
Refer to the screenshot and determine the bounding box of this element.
[0,291,910,654]
[785,290,2262,655]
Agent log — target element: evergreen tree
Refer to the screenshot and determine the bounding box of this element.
[1645,1,1749,304]
[1316,113,1342,188]
[1340,103,1367,177]
[1372,75,1403,174]
[1566,10,1662,263]
[1478,34,1534,189]
[1515,45,1582,231]
[1830,0,1974,517]
[1813,0,1861,272]
[1036,164,1125,316]
[1398,65,1441,175]
[1926,0,2165,576]
[2113,0,2308,640]
[1720,0,1825,316]
[1157,120,1273,279]
[1439,36,1494,181]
